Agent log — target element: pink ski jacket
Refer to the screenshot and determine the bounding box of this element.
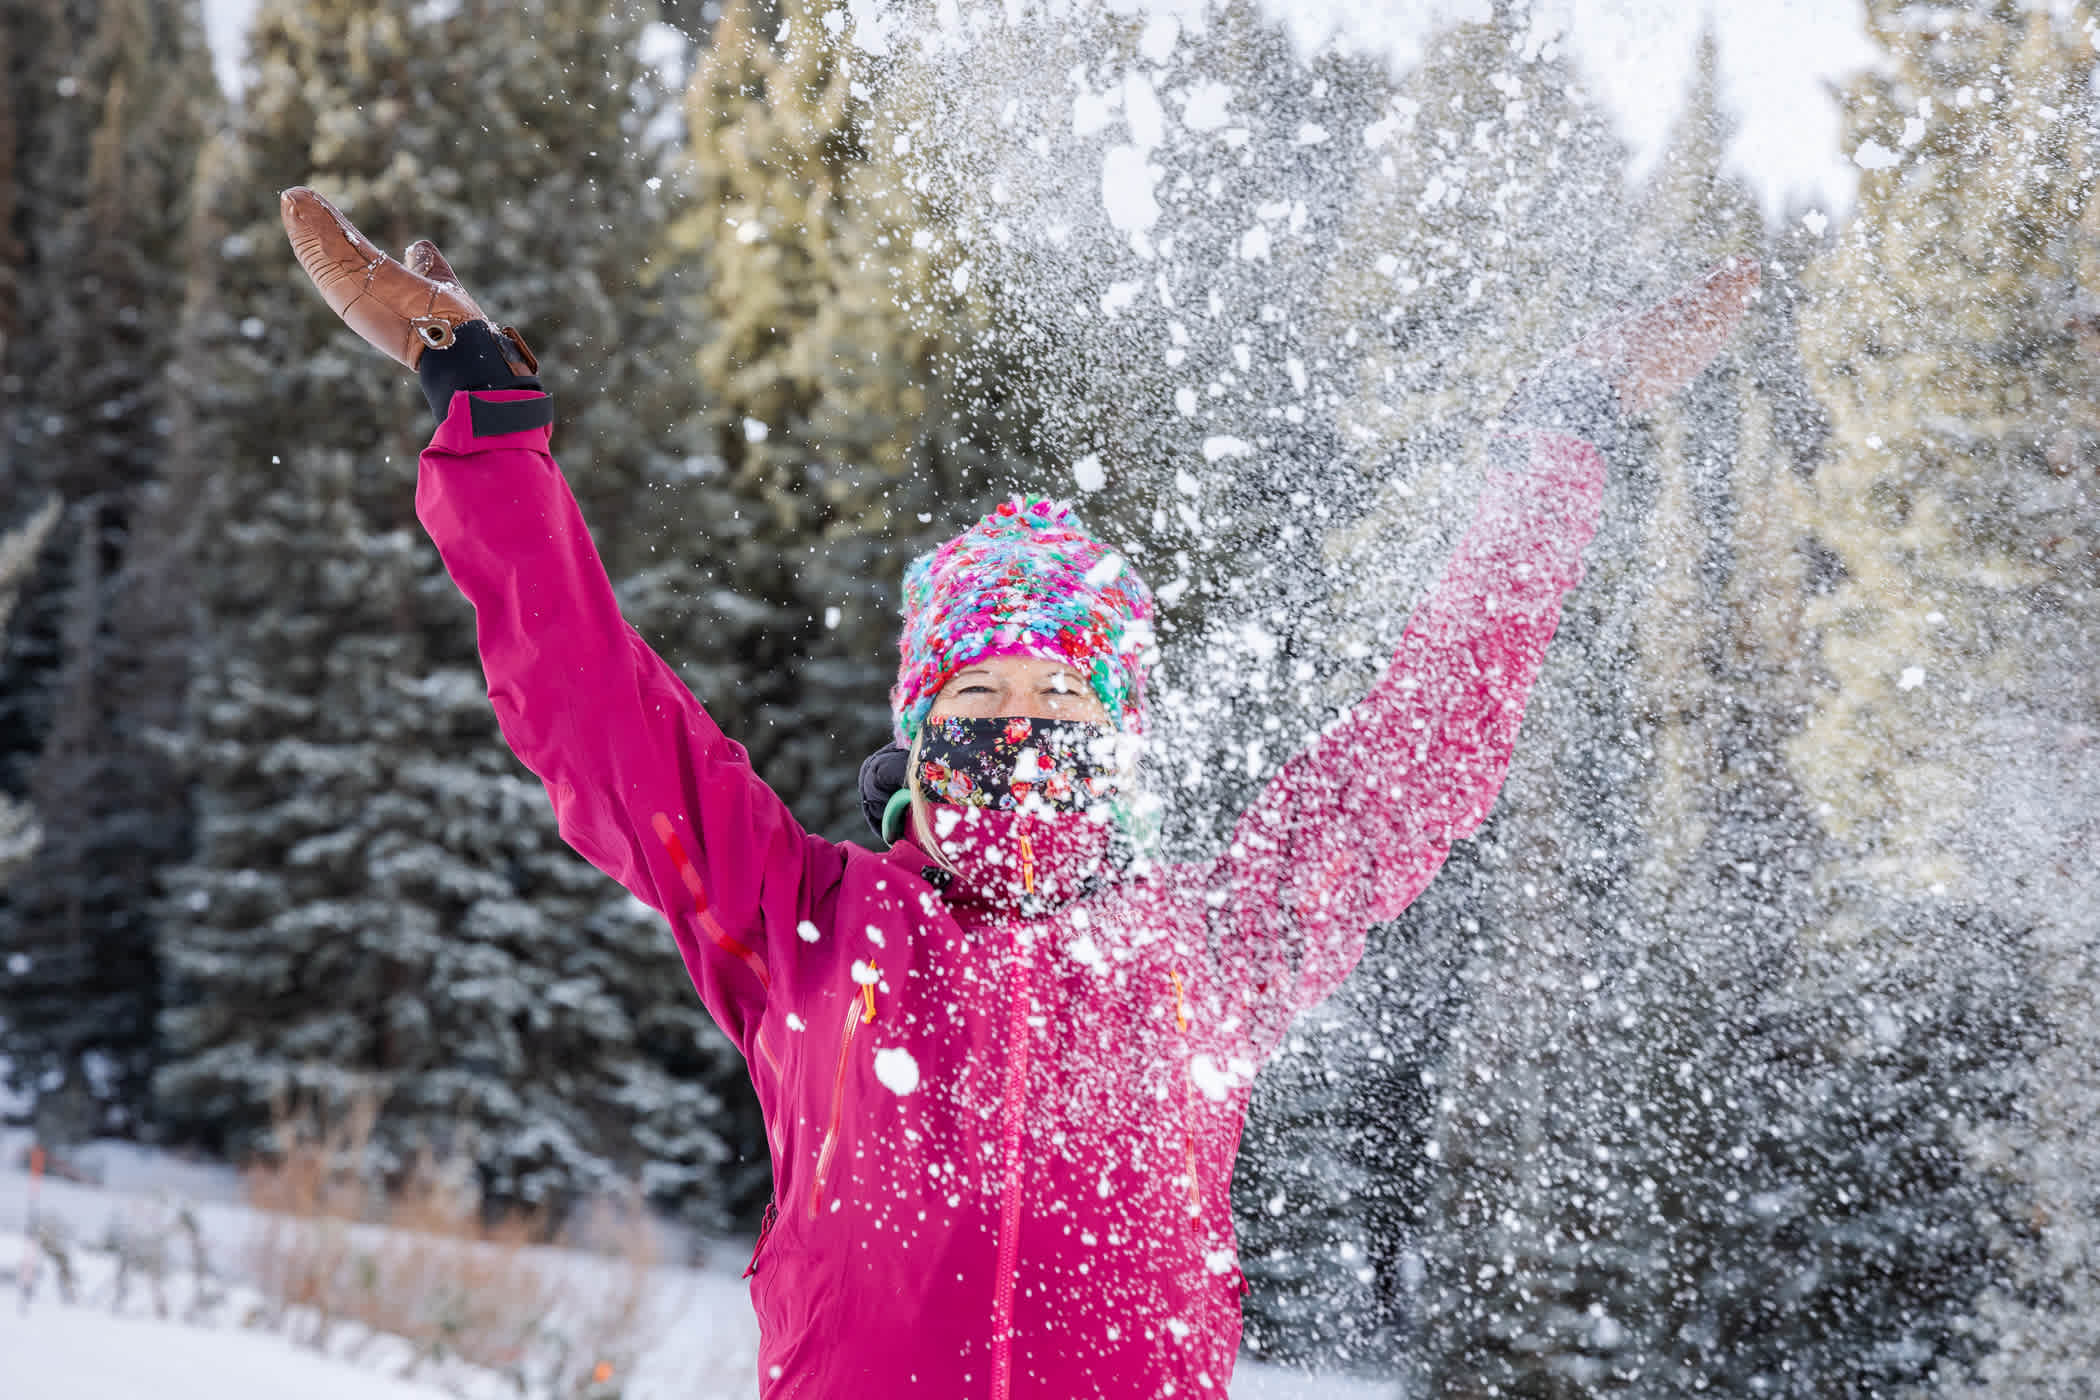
[415,388,1605,1399]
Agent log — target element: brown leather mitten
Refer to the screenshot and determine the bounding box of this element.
[279,186,536,375]
[1569,257,1760,414]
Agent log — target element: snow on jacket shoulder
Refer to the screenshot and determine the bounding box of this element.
[415,387,1607,1400]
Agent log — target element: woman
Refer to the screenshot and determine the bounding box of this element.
[281,186,1754,1398]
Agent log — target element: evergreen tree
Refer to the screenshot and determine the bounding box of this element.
[1786,4,2100,1391]
[1229,12,1639,1370]
[1380,20,2034,1393]
[1792,1,2100,898]
[0,0,63,366]
[663,0,1027,841]
[153,0,756,1224]
[0,495,56,889]
[1205,16,2034,1389]
[0,0,217,1140]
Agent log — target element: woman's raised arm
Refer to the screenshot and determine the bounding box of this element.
[1204,260,1760,1053]
[282,188,842,1054]
[415,391,844,1052]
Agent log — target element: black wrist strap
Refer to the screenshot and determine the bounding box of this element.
[418,320,550,432]
[467,393,555,437]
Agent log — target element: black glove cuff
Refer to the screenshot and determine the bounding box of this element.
[418,320,546,427]
[1501,358,1624,459]
[859,741,911,840]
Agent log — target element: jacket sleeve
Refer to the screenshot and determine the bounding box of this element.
[415,389,843,1054]
[1203,429,1607,1053]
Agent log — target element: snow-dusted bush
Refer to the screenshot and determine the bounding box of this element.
[242,1099,664,1397]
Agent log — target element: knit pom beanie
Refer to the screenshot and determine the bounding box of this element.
[891,496,1157,745]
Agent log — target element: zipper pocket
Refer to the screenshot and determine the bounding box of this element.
[807,962,878,1219]
[742,1198,779,1278]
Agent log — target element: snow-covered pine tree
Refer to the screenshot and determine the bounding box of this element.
[0,0,217,1141]
[1786,4,2100,1391]
[1227,12,1639,1372]
[1792,2,2100,894]
[1363,30,2029,1393]
[153,0,756,1225]
[0,495,57,889]
[663,0,1024,841]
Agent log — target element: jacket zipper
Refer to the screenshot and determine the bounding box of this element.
[807,963,878,1220]
[1169,971,1244,1296]
[1170,970,1202,1220]
[989,872,1037,1400]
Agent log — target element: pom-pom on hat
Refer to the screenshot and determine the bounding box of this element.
[891,496,1156,744]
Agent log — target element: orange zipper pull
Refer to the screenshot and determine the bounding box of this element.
[1018,828,1036,895]
[861,962,879,1023]
[1169,970,1190,1032]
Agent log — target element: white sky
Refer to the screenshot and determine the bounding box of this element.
[200,0,1877,218]
[200,0,259,101]
[1077,0,1882,218]
[1525,0,1878,217]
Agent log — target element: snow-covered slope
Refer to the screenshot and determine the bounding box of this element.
[1,1295,460,1400]
[0,1134,1397,1399]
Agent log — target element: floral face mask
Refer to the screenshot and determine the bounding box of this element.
[913,714,1130,817]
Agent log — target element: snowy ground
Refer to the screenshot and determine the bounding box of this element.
[0,1131,1399,1399]
[3,1297,460,1400]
